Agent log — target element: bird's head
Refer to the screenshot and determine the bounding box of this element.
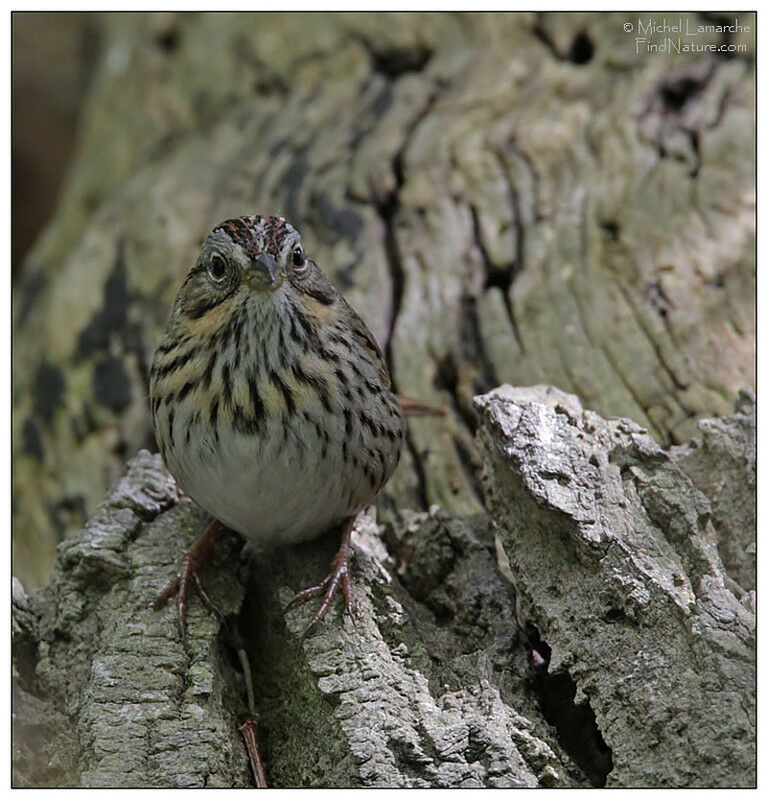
[174,215,336,324]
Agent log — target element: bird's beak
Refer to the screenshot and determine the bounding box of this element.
[247,252,283,290]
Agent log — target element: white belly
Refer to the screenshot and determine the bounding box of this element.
[164,411,370,546]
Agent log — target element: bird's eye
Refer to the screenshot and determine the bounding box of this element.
[291,247,306,270]
[209,254,227,281]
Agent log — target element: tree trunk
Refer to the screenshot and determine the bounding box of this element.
[12,11,755,587]
[12,10,755,789]
[13,387,754,787]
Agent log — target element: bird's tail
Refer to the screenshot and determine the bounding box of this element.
[396,396,446,418]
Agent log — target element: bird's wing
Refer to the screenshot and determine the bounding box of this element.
[340,298,392,389]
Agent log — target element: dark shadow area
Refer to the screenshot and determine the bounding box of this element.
[527,625,613,787]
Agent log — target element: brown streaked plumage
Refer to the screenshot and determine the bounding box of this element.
[150,215,411,638]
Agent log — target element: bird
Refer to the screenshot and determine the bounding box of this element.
[149,214,439,639]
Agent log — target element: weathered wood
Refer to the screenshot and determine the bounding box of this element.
[12,12,755,587]
[475,384,755,788]
[12,452,252,787]
[670,390,756,593]
[12,451,582,788]
[11,8,756,789]
[13,386,754,787]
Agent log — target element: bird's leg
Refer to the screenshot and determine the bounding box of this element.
[153,519,224,641]
[286,515,357,637]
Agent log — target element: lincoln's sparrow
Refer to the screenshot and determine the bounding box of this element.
[150,215,415,637]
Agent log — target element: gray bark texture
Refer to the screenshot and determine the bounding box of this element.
[474,385,755,788]
[12,9,755,790]
[12,11,755,588]
[13,386,755,787]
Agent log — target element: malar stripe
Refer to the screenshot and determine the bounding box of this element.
[231,340,243,373]
[287,311,306,347]
[184,280,239,321]
[186,295,226,320]
[223,310,244,350]
[290,300,315,340]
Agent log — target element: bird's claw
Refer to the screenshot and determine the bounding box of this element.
[287,552,357,638]
[153,520,224,642]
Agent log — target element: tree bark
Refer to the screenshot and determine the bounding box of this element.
[12,9,755,789]
[12,11,755,587]
[13,387,755,787]
[475,385,755,788]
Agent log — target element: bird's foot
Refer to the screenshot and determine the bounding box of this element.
[286,517,357,637]
[287,552,356,637]
[153,519,224,641]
